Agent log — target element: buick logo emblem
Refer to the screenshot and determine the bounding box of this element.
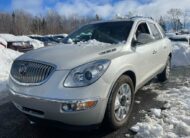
[18,64,28,75]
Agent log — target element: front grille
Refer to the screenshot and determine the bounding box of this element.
[11,60,55,84]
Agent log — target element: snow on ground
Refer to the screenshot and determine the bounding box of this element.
[131,83,190,138]
[171,42,190,67]
[0,47,22,92]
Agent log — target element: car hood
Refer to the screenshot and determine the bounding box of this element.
[16,43,123,70]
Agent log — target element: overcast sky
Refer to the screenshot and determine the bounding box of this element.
[0,0,190,18]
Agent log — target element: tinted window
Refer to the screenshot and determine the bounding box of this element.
[157,25,166,37]
[135,23,150,37]
[133,22,153,45]
[149,23,162,40]
[65,21,134,44]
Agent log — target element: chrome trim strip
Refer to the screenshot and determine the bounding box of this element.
[10,59,57,86]
[9,88,100,104]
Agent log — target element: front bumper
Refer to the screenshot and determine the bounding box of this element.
[9,89,107,126]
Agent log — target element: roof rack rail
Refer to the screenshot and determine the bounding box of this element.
[129,16,154,20]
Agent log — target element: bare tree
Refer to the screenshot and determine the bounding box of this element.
[167,8,183,31]
[0,13,12,33]
[158,16,166,31]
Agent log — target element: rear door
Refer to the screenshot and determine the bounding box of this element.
[148,22,167,70]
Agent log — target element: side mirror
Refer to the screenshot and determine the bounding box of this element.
[136,33,154,45]
[131,39,140,47]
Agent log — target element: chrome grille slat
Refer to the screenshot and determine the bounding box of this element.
[11,60,55,85]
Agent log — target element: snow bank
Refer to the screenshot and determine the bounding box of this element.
[0,34,17,42]
[171,42,190,67]
[131,84,190,138]
[0,47,22,92]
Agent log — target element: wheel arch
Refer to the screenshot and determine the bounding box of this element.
[123,70,136,91]
[106,69,137,99]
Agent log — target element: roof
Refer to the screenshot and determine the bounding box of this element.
[90,16,155,25]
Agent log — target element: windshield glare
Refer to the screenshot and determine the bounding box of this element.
[65,21,133,44]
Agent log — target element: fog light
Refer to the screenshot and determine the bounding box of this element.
[61,100,98,112]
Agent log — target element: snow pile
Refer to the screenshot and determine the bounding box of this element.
[0,47,22,92]
[0,34,17,42]
[76,39,112,47]
[131,85,190,138]
[171,42,190,67]
[131,116,164,138]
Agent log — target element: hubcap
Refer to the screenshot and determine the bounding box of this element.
[114,83,132,121]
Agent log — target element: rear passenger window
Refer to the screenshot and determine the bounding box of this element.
[149,23,162,40]
[157,25,166,37]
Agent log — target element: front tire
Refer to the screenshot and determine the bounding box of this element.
[157,57,171,82]
[105,75,134,130]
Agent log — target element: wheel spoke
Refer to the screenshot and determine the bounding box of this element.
[114,93,121,110]
[120,85,125,95]
[125,106,129,113]
[114,83,132,121]
[118,108,122,118]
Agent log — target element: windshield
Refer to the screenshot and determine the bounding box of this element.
[64,21,133,44]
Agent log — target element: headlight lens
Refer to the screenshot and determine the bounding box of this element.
[64,59,111,87]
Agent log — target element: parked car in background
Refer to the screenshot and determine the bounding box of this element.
[176,29,190,35]
[29,34,68,46]
[168,35,190,46]
[51,34,68,43]
[0,34,34,52]
[9,17,172,130]
[29,35,54,46]
[17,36,44,49]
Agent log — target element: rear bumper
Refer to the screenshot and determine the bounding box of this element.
[9,89,107,126]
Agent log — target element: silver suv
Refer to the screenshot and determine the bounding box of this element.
[8,17,172,129]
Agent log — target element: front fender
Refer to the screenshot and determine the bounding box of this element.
[101,57,137,99]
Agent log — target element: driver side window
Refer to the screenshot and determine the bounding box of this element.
[135,23,150,39]
[133,22,154,46]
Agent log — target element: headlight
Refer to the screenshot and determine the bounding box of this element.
[64,59,111,87]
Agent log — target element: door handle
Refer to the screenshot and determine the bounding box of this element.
[152,50,157,54]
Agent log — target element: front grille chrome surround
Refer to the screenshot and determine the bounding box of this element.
[10,60,56,86]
